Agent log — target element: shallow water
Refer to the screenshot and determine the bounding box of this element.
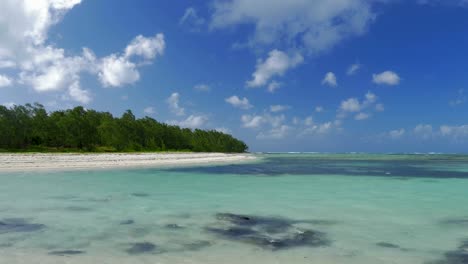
[1,153,468,263]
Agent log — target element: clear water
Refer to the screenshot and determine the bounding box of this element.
[1,153,468,264]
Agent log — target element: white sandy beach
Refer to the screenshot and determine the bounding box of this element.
[0,153,256,172]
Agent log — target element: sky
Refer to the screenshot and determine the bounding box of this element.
[1,0,468,153]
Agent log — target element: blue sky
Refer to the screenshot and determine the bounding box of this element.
[1,0,468,153]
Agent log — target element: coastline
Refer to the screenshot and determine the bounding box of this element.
[0,153,257,172]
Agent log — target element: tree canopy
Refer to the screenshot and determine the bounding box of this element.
[0,103,248,153]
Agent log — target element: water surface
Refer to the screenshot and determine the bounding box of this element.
[1,153,468,263]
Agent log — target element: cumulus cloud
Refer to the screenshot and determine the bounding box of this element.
[338,91,383,121]
[299,122,334,136]
[194,84,211,92]
[143,106,156,115]
[355,112,370,120]
[389,128,405,139]
[322,72,337,87]
[440,125,468,141]
[124,34,165,61]
[225,95,252,109]
[373,71,401,86]
[210,0,376,55]
[99,34,165,87]
[99,55,140,87]
[2,102,16,108]
[413,124,433,140]
[0,75,13,87]
[315,106,324,113]
[257,125,291,139]
[267,81,281,93]
[270,105,290,113]
[246,50,303,88]
[170,115,208,129]
[68,81,91,104]
[215,127,232,134]
[241,114,265,128]
[340,98,361,112]
[0,1,165,103]
[167,92,185,116]
[347,63,361,75]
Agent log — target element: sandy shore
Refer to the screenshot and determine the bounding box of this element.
[0,153,256,172]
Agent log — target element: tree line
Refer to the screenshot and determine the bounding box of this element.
[0,103,248,153]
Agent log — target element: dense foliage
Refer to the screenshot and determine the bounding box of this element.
[0,103,248,153]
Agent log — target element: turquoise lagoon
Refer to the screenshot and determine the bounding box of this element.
[1,154,468,263]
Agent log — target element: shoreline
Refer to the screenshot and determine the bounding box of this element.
[0,153,257,172]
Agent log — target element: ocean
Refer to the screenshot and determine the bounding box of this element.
[1,153,467,263]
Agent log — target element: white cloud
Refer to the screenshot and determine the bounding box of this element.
[355,112,370,120]
[440,125,468,141]
[417,0,468,7]
[340,98,361,112]
[0,60,15,68]
[68,81,91,104]
[315,106,324,113]
[0,75,13,87]
[0,0,82,59]
[170,115,208,129]
[364,91,377,104]
[2,102,16,108]
[300,122,334,136]
[375,103,385,112]
[194,84,211,92]
[99,34,165,87]
[99,55,139,87]
[241,114,264,128]
[347,63,361,75]
[210,0,376,55]
[167,93,185,116]
[267,81,281,93]
[257,125,291,139]
[124,34,165,60]
[0,1,165,102]
[304,116,314,126]
[225,95,253,110]
[215,127,232,134]
[180,7,205,30]
[246,50,303,88]
[373,71,401,86]
[413,124,433,140]
[322,72,337,87]
[450,89,466,106]
[389,128,405,139]
[143,106,156,115]
[338,91,382,121]
[270,105,290,113]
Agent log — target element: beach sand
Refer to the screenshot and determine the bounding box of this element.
[0,153,256,172]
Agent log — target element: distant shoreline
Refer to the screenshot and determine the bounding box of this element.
[0,153,257,172]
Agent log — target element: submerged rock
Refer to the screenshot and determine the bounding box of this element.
[207,213,331,250]
[376,242,400,249]
[0,218,45,234]
[131,193,150,197]
[427,240,468,264]
[165,224,184,229]
[215,213,293,233]
[183,240,212,251]
[440,219,468,226]
[126,242,157,254]
[49,250,85,256]
[120,220,135,225]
